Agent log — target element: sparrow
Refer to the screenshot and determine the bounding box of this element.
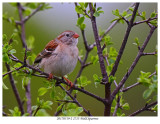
[34,30,79,87]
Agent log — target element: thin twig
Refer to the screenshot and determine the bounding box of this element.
[113,95,120,116]
[129,101,157,116]
[58,84,92,116]
[110,3,140,77]
[111,26,157,100]
[3,65,24,77]
[133,17,157,26]
[5,63,24,115]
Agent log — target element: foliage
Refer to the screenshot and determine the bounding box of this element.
[3,2,157,117]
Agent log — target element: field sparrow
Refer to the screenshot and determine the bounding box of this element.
[34,30,79,87]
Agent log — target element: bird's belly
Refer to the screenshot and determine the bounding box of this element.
[40,53,78,77]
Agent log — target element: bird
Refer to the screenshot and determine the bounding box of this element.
[34,30,79,87]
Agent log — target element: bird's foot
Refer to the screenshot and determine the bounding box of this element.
[63,77,74,90]
[47,73,53,80]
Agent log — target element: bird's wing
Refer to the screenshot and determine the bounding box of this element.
[34,40,58,63]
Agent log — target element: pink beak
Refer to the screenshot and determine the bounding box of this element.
[73,33,79,38]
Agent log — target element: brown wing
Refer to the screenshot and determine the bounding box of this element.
[34,40,58,63]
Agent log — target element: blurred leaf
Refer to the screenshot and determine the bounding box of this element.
[93,74,102,88]
[27,35,35,49]
[24,8,32,16]
[75,5,84,14]
[150,11,156,18]
[84,3,88,8]
[9,107,21,116]
[35,109,50,116]
[91,55,99,65]
[9,49,16,54]
[122,103,130,110]
[3,34,7,42]
[77,76,91,87]
[41,101,53,110]
[50,88,55,99]
[143,89,153,99]
[94,11,100,17]
[22,77,31,88]
[109,75,116,83]
[77,16,85,25]
[97,7,102,11]
[137,71,151,86]
[141,11,146,20]
[38,87,48,96]
[56,104,64,112]
[151,105,157,112]
[80,23,86,30]
[122,11,127,17]
[3,83,9,90]
[112,9,120,16]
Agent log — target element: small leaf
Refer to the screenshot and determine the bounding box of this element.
[122,103,130,110]
[3,34,7,42]
[150,11,156,18]
[93,11,100,17]
[143,89,153,99]
[84,3,88,8]
[112,9,120,16]
[77,16,85,25]
[97,7,102,11]
[122,11,127,17]
[38,87,48,96]
[56,104,64,112]
[3,83,9,90]
[80,23,86,30]
[9,49,16,54]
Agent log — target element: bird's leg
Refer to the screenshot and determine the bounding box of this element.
[47,73,53,80]
[63,77,74,89]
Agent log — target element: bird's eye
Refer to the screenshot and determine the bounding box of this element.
[66,34,69,37]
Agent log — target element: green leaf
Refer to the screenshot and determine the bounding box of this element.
[3,83,9,90]
[41,101,53,110]
[134,37,139,46]
[84,3,88,8]
[22,77,30,88]
[93,11,100,17]
[24,8,32,16]
[9,107,21,116]
[141,11,146,20]
[109,75,116,83]
[112,9,120,16]
[77,16,85,25]
[3,34,7,42]
[93,74,102,88]
[97,7,102,11]
[3,53,10,63]
[150,11,156,18]
[137,71,151,86]
[110,18,119,23]
[129,7,134,11]
[143,89,153,99]
[122,11,127,17]
[50,88,55,99]
[151,105,157,112]
[80,23,86,30]
[77,76,91,87]
[27,35,35,49]
[9,49,16,54]
[79,3,85,10]
[56,104,64,112]
[122,103,130,110]
[75,5,84,14]
[38,87,48,96]
[91,55,99,65]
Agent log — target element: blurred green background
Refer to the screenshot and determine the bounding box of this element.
[3,2,157,116]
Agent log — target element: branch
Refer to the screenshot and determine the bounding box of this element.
[112,95,121,116]
[17,2,32,115]
[90,3,136,49]
[89,3,108,84]
[3,65,24,77]
[111,26,157,100]
[142,51,157,56]
[5,63,24,115]
[122,71,156,92]
[129,101,157,116]
[133,17,157,26]
[58,84,92,116]
[110,3,140,77]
